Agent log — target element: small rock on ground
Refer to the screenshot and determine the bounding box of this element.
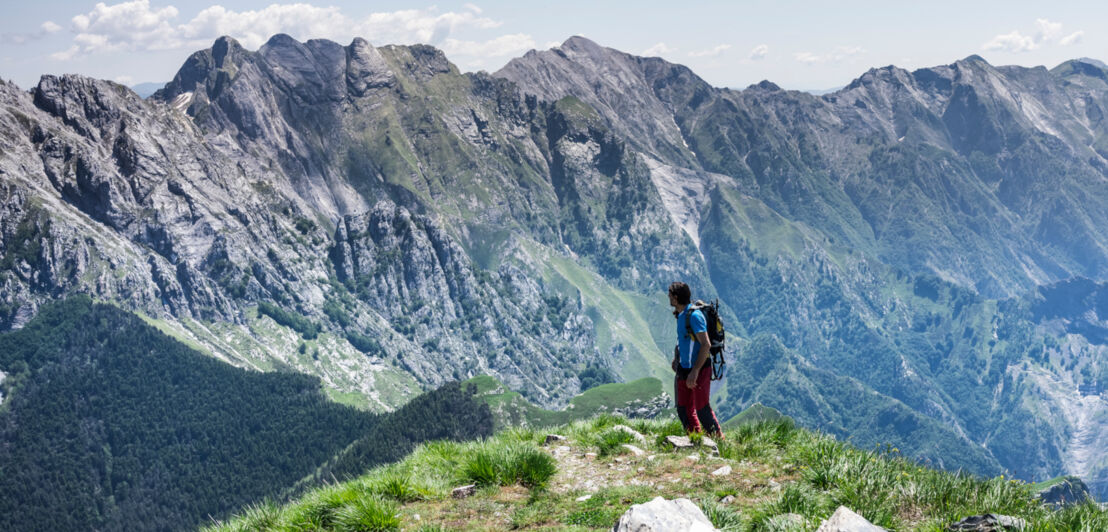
[622,444,646,456]
[612,424,648,444]
[946,514,1027,531]
[711,465,732,476]
[451,485,476,499]
[545,434,567,444]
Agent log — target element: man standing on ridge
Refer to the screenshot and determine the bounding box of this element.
[669,281,723,437]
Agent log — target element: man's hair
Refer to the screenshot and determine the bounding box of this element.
[668,282,691,305]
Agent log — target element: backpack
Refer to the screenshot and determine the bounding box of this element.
[685,299,726,381]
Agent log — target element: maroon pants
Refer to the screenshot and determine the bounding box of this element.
[675,368,721,435]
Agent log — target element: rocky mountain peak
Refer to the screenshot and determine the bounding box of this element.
[558,35,606,56]
[211,35,244,68]
[497,36,699,166]
[32,74,145,141]
[749,80,782,92]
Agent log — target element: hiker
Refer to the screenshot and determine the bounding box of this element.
[668,282,723,437]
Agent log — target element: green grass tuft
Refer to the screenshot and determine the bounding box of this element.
[596,427,637,457]
[334,496,400,531]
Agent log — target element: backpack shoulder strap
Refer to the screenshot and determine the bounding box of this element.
[685,305,703,339]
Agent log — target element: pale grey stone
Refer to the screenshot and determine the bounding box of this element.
[610,496,719,532]
[611,424,648,444]
[817,506,886,531]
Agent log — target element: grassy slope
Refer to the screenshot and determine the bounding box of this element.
[465,375,667,429]
[130,306,420,413]
[518,239,674,384]
[206,413,1108,532]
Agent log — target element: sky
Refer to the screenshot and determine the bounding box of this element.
[0,1,1104,92]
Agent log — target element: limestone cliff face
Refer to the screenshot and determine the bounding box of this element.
[0,35,701,410]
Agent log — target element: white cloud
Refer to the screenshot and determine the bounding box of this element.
[2,19,66,44]
[642,42,674,57]
[749,44,768,61]
[442,33,535,57]
[793,46,865,65]
[1060,31,1084,46]
[68,0,179,52]
[49,1,517,62]
[1035,18,1063,42]
[688,44,731,58]
[50,45,80,61]
[983,30,1038,53]
[794,51,821,64]
[982,18,1084,53]
[179,4,350,49]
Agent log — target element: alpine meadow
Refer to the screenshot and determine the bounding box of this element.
[2,22,1108,530]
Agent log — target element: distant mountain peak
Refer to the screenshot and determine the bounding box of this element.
[749,80,782,91]
[1077,57,1108,69]
[560,35,602,51]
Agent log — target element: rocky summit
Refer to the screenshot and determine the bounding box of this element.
[3,34,1108,500]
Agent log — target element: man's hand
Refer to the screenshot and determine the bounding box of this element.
[685,369,698,389]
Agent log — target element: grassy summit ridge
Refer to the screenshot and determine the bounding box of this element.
[208,413,1107,531]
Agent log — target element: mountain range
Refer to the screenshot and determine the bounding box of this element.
[2,33,1108,506]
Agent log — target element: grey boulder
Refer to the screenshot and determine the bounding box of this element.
[817,506,887,531]
[611,496,718,532]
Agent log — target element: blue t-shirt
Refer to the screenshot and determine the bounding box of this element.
[676,308,707,369]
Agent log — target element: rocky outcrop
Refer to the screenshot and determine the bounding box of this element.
[1034,476,1092,507]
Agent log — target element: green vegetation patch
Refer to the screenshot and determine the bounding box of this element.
[257,301,322,339]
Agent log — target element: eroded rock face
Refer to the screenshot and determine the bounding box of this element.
[4,37,685,408]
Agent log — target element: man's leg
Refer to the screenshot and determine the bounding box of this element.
[676,403,692,432]
[690,368,716,435]
[675,373,689,431]
[685,404,703,433]
[697,405,723,437]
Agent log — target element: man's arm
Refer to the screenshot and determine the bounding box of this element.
[685,330,711,388]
